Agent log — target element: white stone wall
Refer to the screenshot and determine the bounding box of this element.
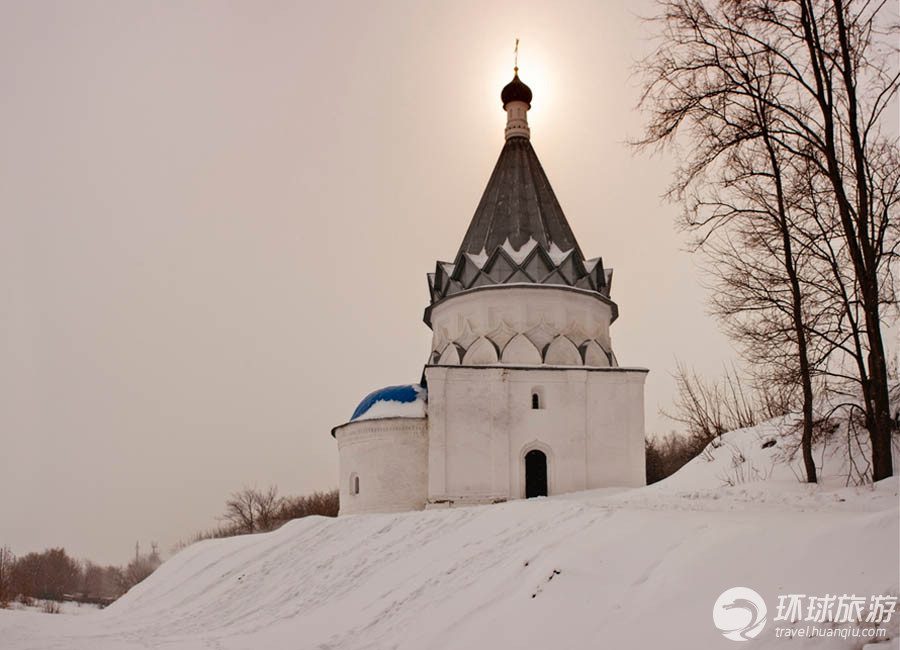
[333,417,428,515]
[429,286,616,367]
[423,365,646,506]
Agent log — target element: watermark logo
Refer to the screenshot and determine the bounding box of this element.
[713,587,768,641]
[713,588,895,642]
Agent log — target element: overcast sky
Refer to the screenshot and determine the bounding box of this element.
[0,0,762,566]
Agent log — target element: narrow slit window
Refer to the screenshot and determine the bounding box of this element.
[532,393,540,409]
[350,473,360,496]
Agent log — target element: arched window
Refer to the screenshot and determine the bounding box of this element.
[350,473,359,496]
[531,387,544,409]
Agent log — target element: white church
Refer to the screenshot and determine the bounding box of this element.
[331,68,648,515]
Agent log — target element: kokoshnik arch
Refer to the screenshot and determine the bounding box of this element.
[331,67,648,515]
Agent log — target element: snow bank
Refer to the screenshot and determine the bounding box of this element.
[661,410,900,490]
[1,418,896,650]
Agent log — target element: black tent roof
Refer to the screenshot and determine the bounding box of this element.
[424,73,615,321]
[456,136,583,260]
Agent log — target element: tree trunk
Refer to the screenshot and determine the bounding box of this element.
[800,0,893,480]
[762,125,818,483]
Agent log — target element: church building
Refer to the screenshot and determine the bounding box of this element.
[331,68,647,515]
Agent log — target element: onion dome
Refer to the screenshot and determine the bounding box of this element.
[501,69,532,107]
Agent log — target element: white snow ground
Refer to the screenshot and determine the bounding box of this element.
[2,421,897,650]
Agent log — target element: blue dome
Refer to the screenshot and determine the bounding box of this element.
[351,384,426,420]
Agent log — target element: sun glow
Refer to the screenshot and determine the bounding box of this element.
[490,41,558,136]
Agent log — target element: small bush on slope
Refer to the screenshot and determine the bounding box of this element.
[172,488,339,553]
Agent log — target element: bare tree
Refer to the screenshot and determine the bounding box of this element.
[0,546,14,606]
[12,548,81,601]
[796,0,898,481]
[254,486,282,532]
[80,561,105,600]
[663,361,784,441]
[650,361,793,482]
[223,487,258,534]
[172,487,340,552]
[222,486,284,534]
[637,0,898,480]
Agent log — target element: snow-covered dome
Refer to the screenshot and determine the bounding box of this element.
[350,384,427,421]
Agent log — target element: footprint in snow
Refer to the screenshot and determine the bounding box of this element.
[531,570,562,598]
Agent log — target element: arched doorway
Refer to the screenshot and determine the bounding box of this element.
[525,449,548,498]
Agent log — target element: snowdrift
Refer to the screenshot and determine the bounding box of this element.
[2,420,897,650]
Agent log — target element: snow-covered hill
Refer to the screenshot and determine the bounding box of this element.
[2,421,897,650]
